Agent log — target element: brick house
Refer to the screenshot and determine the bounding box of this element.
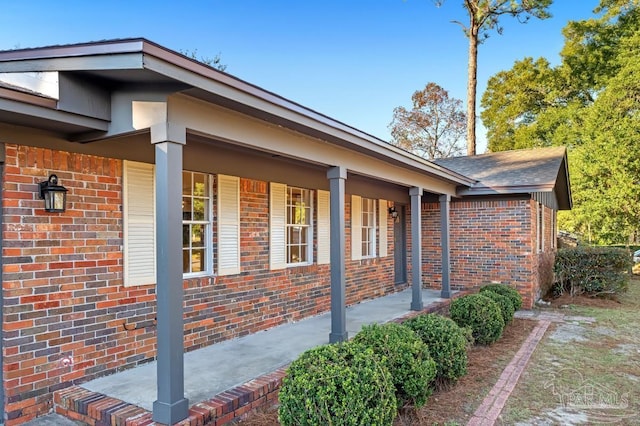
[0,39,571,424]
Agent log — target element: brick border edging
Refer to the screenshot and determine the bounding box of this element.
[467,319,552,426]
[54,367,286,426]
[52,295,460,426]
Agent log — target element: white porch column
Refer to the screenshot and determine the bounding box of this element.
[439,194,452,298]
[150,122,189,424]
[327,166,348,343]
[410,187,423,311]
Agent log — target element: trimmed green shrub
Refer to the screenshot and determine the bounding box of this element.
[403,314,468,385]
[481,291,515,324]
[554,247,632,296]
[278,341,397,426]
[480,283,523,311]
[450,294,505,345]
[353,322,436,408]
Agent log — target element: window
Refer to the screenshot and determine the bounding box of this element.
[270,183,321,269]
[361,197,377,258]
[286,187,313,265]
[182,171,212,275]
[551,210,556,249]
[124,163,240,285]
[537,202,544,253]
[351,195,386,260]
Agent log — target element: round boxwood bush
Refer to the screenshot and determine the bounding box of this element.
[481,290,516,324]
[479,284,523,311]
[403,313,468,386]
[353,322,436,408]
[450,294,505,345]
[278,340,397,426]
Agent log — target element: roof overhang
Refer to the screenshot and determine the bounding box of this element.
[0,38,474,187]
[454,149,572,210]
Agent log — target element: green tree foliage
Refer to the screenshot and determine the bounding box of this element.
[481,1,640,244]
[568,29,640,244]
[389,82,466,159]
[179,48,227,71]
[432,0,552,155]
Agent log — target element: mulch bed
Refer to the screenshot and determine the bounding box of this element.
[548,292,622,309]
[238,318,537,426]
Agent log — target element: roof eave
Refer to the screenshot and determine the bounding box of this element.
[0,38,475,186]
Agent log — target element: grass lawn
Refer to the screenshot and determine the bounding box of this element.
[499,279,640,425]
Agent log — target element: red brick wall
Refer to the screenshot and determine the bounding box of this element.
[1,145,401,424]
[2,145,128,424]
[422,199,538,309]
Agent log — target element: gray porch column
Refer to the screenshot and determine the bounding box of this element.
[410,187,423,311]
[151,123,189,424]
[439,194,452,298]
[328,166,348,343]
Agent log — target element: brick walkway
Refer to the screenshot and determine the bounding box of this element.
[467,318,552,426]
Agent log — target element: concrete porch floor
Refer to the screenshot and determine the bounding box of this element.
[79,288,448,412]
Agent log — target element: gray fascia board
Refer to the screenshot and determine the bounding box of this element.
[457,184,556,196]
[0,40,145,61]
[0,97,108,131]
[142,54,474,186]
[0,53,144,73]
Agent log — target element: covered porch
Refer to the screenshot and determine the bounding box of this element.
[0,39,474,425]
[56,288,455,425]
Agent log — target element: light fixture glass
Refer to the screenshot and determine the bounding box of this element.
[39,174,68,213]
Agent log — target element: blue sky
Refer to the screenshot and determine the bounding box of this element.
[0,0,601,153]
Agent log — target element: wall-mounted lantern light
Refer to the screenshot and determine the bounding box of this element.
[388,206,399,222]
[39,174,68,212]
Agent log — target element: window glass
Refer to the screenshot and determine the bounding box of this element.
[361,198,376,258]
[182,171,211,274]
[286,187,312,265]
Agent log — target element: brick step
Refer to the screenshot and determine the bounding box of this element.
[53,367,286,426]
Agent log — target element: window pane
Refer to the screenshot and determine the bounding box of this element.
[182,172,192,195]
[183,249,190,273]
[193,173,206,196]
[290,245,300,263]
[294,202,306,225]
[183,225,190,248]
[191,249,204,272]
[192,224,204,247]
[298,245,307,262]
[288,227,298,244]
[182,197,192,221]
[193,198,205,221]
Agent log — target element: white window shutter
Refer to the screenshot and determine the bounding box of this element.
[270,182,287,270]
[123,161,156,287]
[317,190,331,264]
[218,175,241,276]
[379,199,388,257]
[351,195,362,261]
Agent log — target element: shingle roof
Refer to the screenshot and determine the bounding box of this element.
[434,146,572,209]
